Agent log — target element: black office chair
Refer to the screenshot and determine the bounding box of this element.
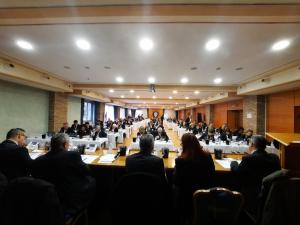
[0,177,64,225]
[110,172,172,225]
[193,187,244,225]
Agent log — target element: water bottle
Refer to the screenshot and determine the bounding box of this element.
[108,143,113,154]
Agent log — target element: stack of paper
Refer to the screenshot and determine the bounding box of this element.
[215,158,241,169]
[81,155,99,164]
[29,152,42,160]
[99,154,115,163]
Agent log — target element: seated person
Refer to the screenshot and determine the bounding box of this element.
[173,133,215,220]
[77,125,89,137]
[230,135,280,217]
[137,126,146,137]
[32,133,96,218]
[219,127,232,141]
[70,120,80,134]
[156,129,169,142]
[235,127,245,141]
[98,126,107,138]
[59,122,72,134]
[84,122,93,134]
[245,129,253,143]
[0,128,32,180]
[125,134,166,181]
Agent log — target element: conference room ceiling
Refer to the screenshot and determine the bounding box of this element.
[1,0,300,8]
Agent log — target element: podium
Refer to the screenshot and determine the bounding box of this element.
[266,133,300,170]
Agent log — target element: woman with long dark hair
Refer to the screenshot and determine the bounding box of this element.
[173,133,215,224]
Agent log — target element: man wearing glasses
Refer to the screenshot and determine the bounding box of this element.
[0,128,32,180]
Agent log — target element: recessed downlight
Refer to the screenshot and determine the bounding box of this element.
[136,96,140,99]
[152,96,156,99]
[181,77,188,84]
[120,95,125,98]
[205,39,220,51]
[194,90,200,94]
[16,39,34,50]
[169,96,173,99]
[116,76,124,83]
[76,39,91,50]
[185,96,189,99]
[109,89,114,93]
[173,90,178,94]
[214,78,223,84]
[139,38,154,51]
[271,39,290,51]
[130,90,135,93]
[148,77,156,83]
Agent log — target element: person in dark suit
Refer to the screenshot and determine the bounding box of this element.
[230,135,280,217]
[31,133,96,218]
[125,134,166,181]
[173,133,215,223]
[59,122,72,135]
[0,128,32,180]
[70,120,80,134]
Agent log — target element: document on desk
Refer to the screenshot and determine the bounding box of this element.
[81,155,99,164]
[215,158,241,169]
[29,152,42,160]
[99,154,115,163]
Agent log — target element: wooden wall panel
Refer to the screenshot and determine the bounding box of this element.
[228,100,243,110]
[213,103,228,128]
[295,89,300,106]
[178,110,185,120]
[148,108,164,119]
[267,91,294,133]
[195,106,206,123]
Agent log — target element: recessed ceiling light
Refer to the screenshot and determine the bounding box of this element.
[64,66,70,69]
[271,39,291,51]
[205,39,220,51]
[154,102,157,104]
[194,90,200,94]
[143,102,146,104]
[185,96,189,99]
[216,67,221,70]
[152,96,156,99]
[136,96,140,98]
[173,90,178,94]
[139,38,154,51]
[235,67,244,71]
[104,66,111,69]
[176,102,178,105]
[109,89,114,93]
[121,95,125,98]
[16,39,34,50]
[191,67,198,70]
[181,77,188,84]
[130,90,135,93]
[76,39,91,50]
[116,76,124,83]
[214,78,223,84]
[169,96,173,99]
[148,77,156,83]
[85,66,90,70]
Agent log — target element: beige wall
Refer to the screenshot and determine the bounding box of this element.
[0,80,49,140]
[67,96,81,125]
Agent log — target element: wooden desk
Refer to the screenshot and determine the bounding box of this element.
[266,132,300,170]
[88,149,243,172]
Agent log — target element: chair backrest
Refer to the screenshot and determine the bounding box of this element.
[110,172,171,225]
[193,187,244,225]
[0,177,64,225]
[260,177,300,225]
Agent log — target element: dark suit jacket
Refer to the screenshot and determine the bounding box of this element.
[31,150,96,216]
[231,150,280,215]
[125,152,166,181]
[0,140,32,180]
[59,127,72,135]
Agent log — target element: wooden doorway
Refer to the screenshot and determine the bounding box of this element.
[295,106,300,133]
[227,110,243,131]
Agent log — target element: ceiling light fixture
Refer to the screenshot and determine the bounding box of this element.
[136,96,140,98]
[181,77,188,84]
[205,39,220,51]
[16,39,34,50]
[271,39,291,51]
[148,77,156,84]
[169,96,173,99]
[214,78,223,84]
[194,90,200,94]
[76,39,91,50]
[173,90,178,94]
[109,89,114,93]
[185,97,189,99]
[139,38,154,51]
[116,76,124,83]
[152,96,156,99]
[121,95,125,98]
[130,90,135,93]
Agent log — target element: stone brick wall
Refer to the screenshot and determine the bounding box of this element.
[205,104,214,124]
[243,95,266,135]
[48,92,68,132]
